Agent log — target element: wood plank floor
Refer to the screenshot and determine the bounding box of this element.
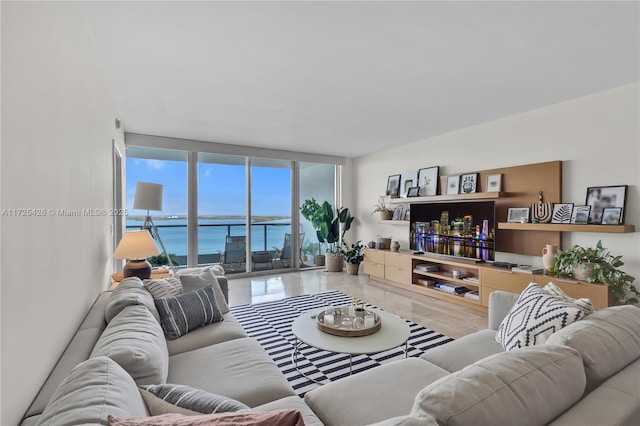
[228,269,488,339]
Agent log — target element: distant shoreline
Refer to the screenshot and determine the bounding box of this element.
[127,215,290,223]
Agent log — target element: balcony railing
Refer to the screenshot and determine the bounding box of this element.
[125,222,292,270]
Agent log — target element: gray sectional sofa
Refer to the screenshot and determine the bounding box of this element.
[20,273,640,426]
[20,273,323,426]
[303,290,640,426]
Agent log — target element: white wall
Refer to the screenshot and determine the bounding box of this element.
[1,2,123,424]
[354,83,640,282]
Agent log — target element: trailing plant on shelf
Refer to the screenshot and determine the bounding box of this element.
[548,240,638,304]
[371,197,394,215]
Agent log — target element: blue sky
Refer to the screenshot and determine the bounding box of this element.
[126,159,292,217]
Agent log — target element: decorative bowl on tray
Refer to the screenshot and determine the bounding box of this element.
[316,308,382,337]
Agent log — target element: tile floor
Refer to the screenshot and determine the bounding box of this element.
[227,269,488,339]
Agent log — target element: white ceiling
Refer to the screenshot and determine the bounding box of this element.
[84,1,639,158]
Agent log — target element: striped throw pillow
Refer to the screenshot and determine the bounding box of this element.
[139,384,249,415]
[144,277,183,299]
[154,286,223,340]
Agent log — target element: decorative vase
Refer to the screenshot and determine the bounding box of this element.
[390,241,400,252]
[542,244,558,270]
[379,210,393,220]
[325,252,344,272]
[572,263,596,281]
[346,263,360,275]
[314,255,325,267]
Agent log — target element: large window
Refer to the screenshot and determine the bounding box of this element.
[125,147,188,265]
[125,141,339,275]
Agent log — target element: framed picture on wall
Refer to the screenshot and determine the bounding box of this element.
[570,205,591,224]
[399,170,417,198]
[460,173,478,194]
[486,174,502,192]
[585,185,627,224]
[507,207,530,223]
[417,166,439,196]
[406,186,420,197]
[601,207,622,225]
[392,205,404,221]
[551,203,574,224]
[446,175,460,195]
[386,174,401,197]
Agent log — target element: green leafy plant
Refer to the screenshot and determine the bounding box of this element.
[302,240,319,257]
[548,240,638,304]
[148,253,180,267]
[341,240,365,265]
[319,201,354,254]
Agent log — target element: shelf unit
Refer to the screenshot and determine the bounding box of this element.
[498,222,635,233]
[410,256,483,309]
[384,192,504,204]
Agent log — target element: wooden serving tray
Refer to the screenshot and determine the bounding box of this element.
[316,310,382,337]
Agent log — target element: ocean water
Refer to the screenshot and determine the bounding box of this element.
[126,218,291,256]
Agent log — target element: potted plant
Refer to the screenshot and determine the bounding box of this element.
[300,198,327,266]
[371,197,394,220]
[548,240,638,304]
[318,201,354,272]
[301,240,319,263]
[341,240,365,275]
[148,253,180,267]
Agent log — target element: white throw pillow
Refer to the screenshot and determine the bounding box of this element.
[495,282,586,351]
[178,267,229,313]
[543,282,594,315]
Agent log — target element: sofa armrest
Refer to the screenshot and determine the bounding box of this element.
[217,276,229,303]
[488,290,520,330]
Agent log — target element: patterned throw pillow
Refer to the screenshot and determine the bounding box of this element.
[154,286,224,340]
[543,282,594,315]
[139,384,249,415]
[178,268,229,313]
[495,282,586,351]
[144,277,183,299]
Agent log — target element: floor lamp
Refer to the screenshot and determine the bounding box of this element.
[133,182,175,272]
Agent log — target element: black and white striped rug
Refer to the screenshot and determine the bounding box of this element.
[229,291,454,396]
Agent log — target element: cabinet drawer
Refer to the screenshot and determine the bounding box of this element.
[363,261,384,279]
[384,252,411,269]
[364,249,385,264]
[385,266,411,283]
[482,268,534,293]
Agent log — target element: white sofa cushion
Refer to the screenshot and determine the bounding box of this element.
[105,277,159,323]
[546,305,640,392]
[91,305,169,385]
[411,345,586,426]
[36,356,147,425]
[495,282,586,350]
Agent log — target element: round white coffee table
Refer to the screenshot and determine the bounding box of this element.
[291,307,410,384]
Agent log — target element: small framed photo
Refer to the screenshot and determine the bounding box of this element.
[507,207,530,223]
[585,185,627,224]
[417,166,439,196]
[406,186,420,197]
[601,207,622,225]
[446,175,460,195]
[399,170,417,198]
[404,210,411,221]
[486,174,502,192]
[386,174,401,197]
[551,203,574,224]
[392,205,404,221]
[460,173,478,194]
[570,205,591,224]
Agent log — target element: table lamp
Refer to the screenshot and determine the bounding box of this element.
[113,230,160,279]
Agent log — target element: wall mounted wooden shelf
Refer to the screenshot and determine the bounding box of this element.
[384,192,504,204]
[498,222,635,234]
